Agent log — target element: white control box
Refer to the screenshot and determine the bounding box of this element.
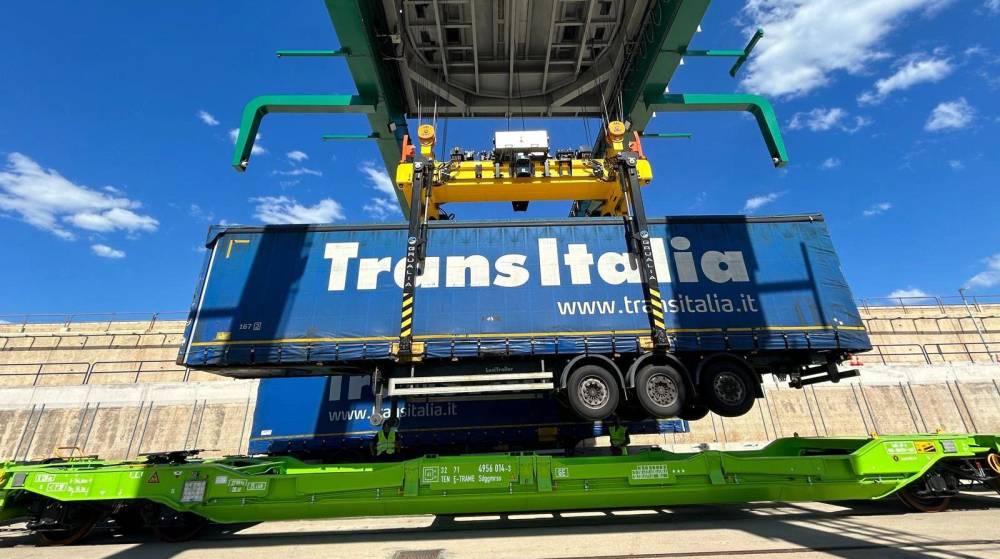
[494,130,549,157]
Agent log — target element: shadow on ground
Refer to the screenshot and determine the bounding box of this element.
[2,494,999,559]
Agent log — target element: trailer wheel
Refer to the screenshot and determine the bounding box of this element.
[699,360,756,418]
[634,365,686,418]
[678,404,710,421]
[566,365,619,421]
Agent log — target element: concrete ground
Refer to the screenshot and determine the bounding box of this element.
[2,493,999,559]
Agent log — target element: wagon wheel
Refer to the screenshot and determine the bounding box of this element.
[153,512,208,543]
[896,485,952,513]
[36,507,98,546]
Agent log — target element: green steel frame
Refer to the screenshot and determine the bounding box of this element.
[572,2,787,215]
[647,93,789,167]
[231,0,788,218]
[232,1,412,210]
[2,435,998,525]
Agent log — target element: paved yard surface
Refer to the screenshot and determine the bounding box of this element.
[3,494,999,558]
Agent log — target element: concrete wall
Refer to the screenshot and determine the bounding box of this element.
[0,381,258,461]
[0,306,999,460]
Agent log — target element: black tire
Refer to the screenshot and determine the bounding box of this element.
[566,365,620,421]
[634,365,686,418]
[678,404,710,421]
[699,360,757,418]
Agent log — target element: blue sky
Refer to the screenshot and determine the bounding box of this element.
[1,0,999,316]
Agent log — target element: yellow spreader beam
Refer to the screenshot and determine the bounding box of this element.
[394,121,652,218]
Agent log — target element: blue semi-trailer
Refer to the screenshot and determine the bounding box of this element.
[248,375,689,460]
[179,214,870,423]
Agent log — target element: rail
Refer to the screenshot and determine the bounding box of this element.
[855,294,1000,313]
[861,315,1000,335]
[4,319,997,352]
[0,360,232,386]
[857,343,1000,365]
[0,331,182,352]
[0,311,189,334]
[0,341,997,387]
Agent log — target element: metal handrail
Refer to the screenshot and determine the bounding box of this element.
[0,362,92,386]
[0,359,227,386]
[858,343,1000,365]
[0,311,189,333]
[855,295,1000,313]
[0,331,181,352]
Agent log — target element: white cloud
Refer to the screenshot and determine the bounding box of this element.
[742,192,783,213]
[965,253,1000,289]
[948,159,964,170]
[788,108,871,133]
[189,203,215,222]
[887,287,930,298]
[987,0,1000,13]
[925,98,975,131]
[251,196,344,224]
[65,208,158,233]
[272,167,322,177]
[286,150,308,162]
[229,128,267,156]
[91,244,126,259]
[0,153,158,240]
[858,56,953,105]
[740,0,931,98]
[363,197,401,221]
[360,161,397,197]
[863,202,892,217]
[820,157,841,170]
[197,110,219,126]
[360,161,402,220]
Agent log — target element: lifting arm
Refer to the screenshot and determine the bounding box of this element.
[645,93,789,168]
[395,125,437,359]
[231,95,377,172]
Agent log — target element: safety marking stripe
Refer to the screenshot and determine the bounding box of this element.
[400,328,412,338]
[401,318,412,328]
[649,288,660,298]
[651,309,664,319]
[649,298,663,309]
[402,307,413,318]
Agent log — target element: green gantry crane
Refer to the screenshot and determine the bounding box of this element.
[1,0,997,545]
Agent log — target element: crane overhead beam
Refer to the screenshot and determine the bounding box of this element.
[325,0,412,211]
[573,0,710,215]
